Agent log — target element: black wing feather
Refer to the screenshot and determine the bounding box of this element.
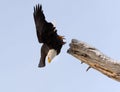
[33,4,46,43]
[38,44,49,67]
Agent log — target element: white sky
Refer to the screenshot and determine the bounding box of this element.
[0,0,120,92]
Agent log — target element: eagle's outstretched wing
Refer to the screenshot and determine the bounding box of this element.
[38,44,49,67]
[33,4,47,43]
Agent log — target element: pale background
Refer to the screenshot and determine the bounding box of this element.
[0,0,120,92]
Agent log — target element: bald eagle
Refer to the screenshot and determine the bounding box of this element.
[33,4,65,67]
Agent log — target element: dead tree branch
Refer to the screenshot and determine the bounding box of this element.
[67,39,120,82]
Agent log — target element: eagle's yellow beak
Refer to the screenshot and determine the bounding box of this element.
[48,57,51,63]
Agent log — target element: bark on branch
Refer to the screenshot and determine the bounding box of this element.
[67,39,120,82]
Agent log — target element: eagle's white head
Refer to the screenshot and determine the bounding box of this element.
[47,49,57,63]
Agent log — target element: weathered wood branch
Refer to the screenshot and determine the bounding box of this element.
[67,39,120,82]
